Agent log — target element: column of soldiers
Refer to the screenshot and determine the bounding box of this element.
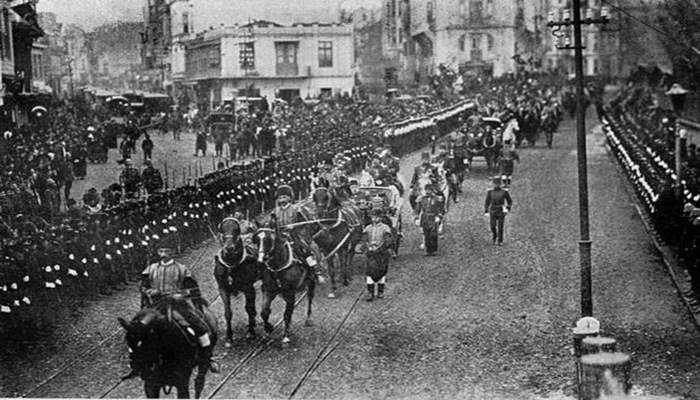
[0,98,470,336]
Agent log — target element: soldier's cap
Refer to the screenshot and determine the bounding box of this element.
[275,184,294,199]
[370,208,383,216]
[492,176,502,184]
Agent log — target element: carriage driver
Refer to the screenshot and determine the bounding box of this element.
[141,236,219,373]
[272,185,326,284]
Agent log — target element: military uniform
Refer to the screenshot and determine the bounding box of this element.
[414,186,445,256]
[484,180,513,244]
[362,211,392,301]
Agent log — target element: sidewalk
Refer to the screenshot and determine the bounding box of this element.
[598,123,700,329]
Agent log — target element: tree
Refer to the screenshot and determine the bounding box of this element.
[656,0,700,91]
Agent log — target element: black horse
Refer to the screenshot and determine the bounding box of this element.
[213,217,262,346]
[253,227,315,346]
[308,187,363,298]
[118,305,217,398]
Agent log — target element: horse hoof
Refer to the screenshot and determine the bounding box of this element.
[327,293,336,299]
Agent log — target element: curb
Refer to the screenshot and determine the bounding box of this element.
[600,126,700,329]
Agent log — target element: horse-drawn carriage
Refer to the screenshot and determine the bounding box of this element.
[351,185,403,256]
[462,116,503,171]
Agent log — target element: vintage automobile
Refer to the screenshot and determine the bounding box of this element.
[352,185,404,256]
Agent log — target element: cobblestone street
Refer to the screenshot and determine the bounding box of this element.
[3,114,698,399]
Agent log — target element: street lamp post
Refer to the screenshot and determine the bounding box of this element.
[548,1,609,317]
[666,83,689,185]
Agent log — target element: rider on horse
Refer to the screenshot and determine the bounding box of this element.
[272,185,326,284]
[140,235,219,372]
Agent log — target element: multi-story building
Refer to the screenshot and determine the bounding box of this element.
[345,7,387,96]
[141,0,172,91]
[182,20,354,110]
[63,24,92,90]
[407,0,545,80]
[88,21,142,90]
[36,12,66,95]
[542,0,621,76]
[382,0,626,82]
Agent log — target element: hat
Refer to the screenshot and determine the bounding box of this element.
[370,208,383,216]
[157,234,177,250]
[492,176,502,184]
[275,184,294,199]
[46,178,56,186]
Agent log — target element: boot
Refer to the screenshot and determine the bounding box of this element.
[377,283,385,299]
[197,334,219,373]
[307,256,325,284]
[365,284,375,302]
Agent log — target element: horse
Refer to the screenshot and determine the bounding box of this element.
[253,227,315,346]
[118,304,217,398]
[482,129,501,172]
[307,187,363,297]
[213,217,262,346]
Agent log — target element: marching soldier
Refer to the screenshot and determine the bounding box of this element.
[414,183,445,256]
[484,177,513,245]
[499,143,520,187]
[141,159,164,195]
[119,159,141,199]
[272,185,325,283]
[362,209,392,301]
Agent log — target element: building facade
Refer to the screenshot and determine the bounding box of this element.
[542,0,621,77]
[182,20,354,111]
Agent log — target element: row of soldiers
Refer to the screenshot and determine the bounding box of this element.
[0,97,471,336]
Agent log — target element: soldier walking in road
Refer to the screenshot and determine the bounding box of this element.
[484,177,513,245]
[141,133,154,162]
[362,209,392,301]
[414,183,445,256]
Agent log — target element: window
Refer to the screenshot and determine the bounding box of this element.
[487,34,494,51]
[182,12,189,34]
[471,34,482,62]
[427,1,434,22]
[460,0,467,15]
[240,42,255,70]
[458,35,466,52]
[318,41,333,68]
[471,34,481,49]
[320,88,332,98]
[209,47,220,67]
[470,0,483,22]
[0,10,10,60]
[275,42,298,76]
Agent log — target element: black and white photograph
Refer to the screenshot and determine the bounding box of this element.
[0,0,699,398]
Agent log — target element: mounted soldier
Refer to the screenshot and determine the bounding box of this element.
[140,235,219,372]
[409,152,439,211]
[271,185,325,283]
